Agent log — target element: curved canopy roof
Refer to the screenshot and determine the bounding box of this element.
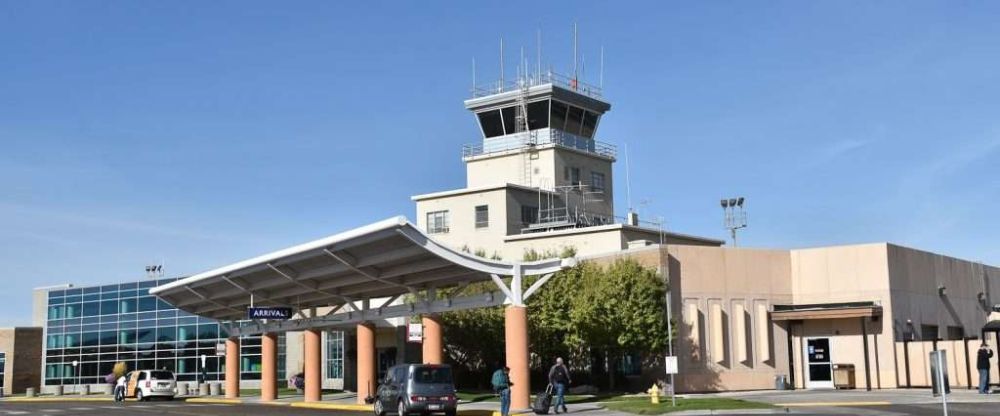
[150,216,572,321]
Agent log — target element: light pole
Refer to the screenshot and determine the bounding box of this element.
[71,360,79,394]
[720,197,748,247]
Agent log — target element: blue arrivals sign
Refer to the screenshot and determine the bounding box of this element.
[247,307,294,320]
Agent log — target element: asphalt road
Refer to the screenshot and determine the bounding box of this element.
[0,401,371,416]
[779,403,995,415]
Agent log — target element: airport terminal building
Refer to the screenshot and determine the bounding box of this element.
[21,63,1000,400]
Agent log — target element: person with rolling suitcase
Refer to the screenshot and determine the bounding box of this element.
[533,384,553,415]
[548,357,571,413]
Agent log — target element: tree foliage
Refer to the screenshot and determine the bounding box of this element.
[437,257,668,390]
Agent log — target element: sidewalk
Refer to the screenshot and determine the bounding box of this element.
[684,387,1000,407]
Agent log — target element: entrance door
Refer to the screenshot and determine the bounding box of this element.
[804,338,834,389]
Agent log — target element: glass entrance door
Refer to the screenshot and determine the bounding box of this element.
[804,338,834,389]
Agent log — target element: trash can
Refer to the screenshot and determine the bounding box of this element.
[53,385,64,396]
[209,382,221,396]
[25,387,36,398]
[199,383,209,396]
[79,384,90,395]
[833,364,856,389]
[775,375,788,390]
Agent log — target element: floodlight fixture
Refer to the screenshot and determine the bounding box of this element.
[720,196,748,247]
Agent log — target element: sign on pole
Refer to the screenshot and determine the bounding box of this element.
[247,306,293,320]
[664,356,678,374]
[215,343,226,356]
[408,321,423,343]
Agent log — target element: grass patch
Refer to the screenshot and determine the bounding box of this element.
[604,397,772,414]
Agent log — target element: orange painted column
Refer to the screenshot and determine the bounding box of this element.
[505,306,530,410]
[304,329,322,402]
[422,315,443,364]
[261,333,277,401]
[356,322,376,404]
[224,336,240,399]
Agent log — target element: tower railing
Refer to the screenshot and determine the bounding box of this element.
[462,128,616,160]
[470,71,603,100]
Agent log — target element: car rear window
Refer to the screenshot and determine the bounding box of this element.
[150,371,174,380]
[412,366,452,383]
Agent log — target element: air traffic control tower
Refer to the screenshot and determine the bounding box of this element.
[413,61,721,259]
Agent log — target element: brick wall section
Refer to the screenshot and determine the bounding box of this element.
[0,327,42,395]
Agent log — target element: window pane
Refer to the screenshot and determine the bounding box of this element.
[550,101,568,131]
[590,172,605,193]
[500,106,517,135]
[581,110,599,138]
[565,106,584,135]
[477,110,504,138]
[526,100,549,130]
[100,300,118,315]
[475,205,489,229]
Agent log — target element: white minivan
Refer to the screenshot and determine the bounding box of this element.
[125,370,177,401]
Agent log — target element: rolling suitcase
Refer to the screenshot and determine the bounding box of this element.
[532,384,554,415]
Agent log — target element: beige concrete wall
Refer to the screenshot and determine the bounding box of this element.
[664,246,794,392]
[504,226,626,260]
[886,244,1000,342]
[788,243,898,388]
[415,189,510,256]
[894,338,1000,388]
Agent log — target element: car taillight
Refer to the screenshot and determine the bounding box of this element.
[441,395,454,401]
[411,395,427,402]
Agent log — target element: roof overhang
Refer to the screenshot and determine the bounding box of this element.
[771,302,882,321]
[150,216,573,321]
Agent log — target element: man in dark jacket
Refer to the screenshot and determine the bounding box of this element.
[978,343,994,394]
[548,358,571,413]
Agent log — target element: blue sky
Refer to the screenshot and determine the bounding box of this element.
[1,1,998,325]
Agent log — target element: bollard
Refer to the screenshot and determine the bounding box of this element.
[25,387,36,398]
[209,382,221,396]
[199,383,209,396]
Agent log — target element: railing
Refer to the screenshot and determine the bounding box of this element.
[462,128,616,159]
[471,71,603,99]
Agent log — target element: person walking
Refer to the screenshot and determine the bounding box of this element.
[548,358,571,414]
[978,342,994,394]
[492,366,513,416]
[114,374,127,402]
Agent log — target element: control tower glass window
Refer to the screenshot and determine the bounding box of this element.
[565,106,584,136]
[477,110,504,138]
[500,106,518,135]
[550,101,568,131]
[526,100,549,130]
[581,111,599,138]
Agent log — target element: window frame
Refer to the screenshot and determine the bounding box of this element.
[426,210,450,234]
[474,205,489,229]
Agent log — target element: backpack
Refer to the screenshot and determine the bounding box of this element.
[491,369,506,391]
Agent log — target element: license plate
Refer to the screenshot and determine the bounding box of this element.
[428,404,441,410]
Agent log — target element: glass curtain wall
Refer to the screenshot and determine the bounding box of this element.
[43,279,286,385]
[325,330,344,379]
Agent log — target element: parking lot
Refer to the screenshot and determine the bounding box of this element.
[0,402,370,416]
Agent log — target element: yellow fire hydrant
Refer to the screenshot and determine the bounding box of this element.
[647,383,660,404]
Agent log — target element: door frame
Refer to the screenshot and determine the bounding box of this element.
[803,337,834,389]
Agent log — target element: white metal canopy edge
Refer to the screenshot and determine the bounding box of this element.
[150,216,575,322]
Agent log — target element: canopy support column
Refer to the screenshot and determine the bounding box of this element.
[225,336,240,399]
[262,333,277,401]
[357,322,376,404]
[422,315,443,364]
[305,329,322,402]
[505,305,530,410]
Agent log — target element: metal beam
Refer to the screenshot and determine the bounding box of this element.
[230,291,505,336]
[324,248,414,291]
[522,273,555,301]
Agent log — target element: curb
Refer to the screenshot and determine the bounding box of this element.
[664,411,791,415]
[185,398,243,404]
[289,402,371,411]
[2,397,126,402]
[775,401,891,407]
